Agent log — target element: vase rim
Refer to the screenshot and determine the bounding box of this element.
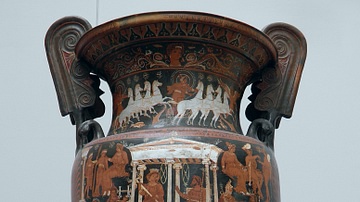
[75,11,277,64]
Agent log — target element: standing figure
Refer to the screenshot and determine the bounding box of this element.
[113,90,128,117]
[139,169,164,202]
[94,150,110,196]
[84,153,96,198]
[113,90,128,130]
[257,147,272,202]
[242,143,264,199]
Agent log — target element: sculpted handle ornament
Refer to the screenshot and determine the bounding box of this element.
[246,23,307,149]
[45,12,306,202]
[45,17,105,153]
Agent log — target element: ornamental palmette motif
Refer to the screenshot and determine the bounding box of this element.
[46,11,306,202]
[80,22,269,69]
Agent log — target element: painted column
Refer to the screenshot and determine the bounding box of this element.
[211,164,219,202]
[167,159,174,202]
[130,161,139,202]
[137,164,147,202]
[173,163,182,202]
[202,159,211,201]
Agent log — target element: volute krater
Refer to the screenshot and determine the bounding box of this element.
[45,12,306,202]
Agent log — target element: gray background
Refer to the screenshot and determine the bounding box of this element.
[1,0,359,201]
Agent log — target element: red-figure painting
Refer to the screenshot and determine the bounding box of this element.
[46,11,306,202]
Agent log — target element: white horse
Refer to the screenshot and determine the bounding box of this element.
[142,79,170,115]
[127,87,135,106]
[173,98,203,125]
[143,80,152,99]
[142,80,156,114]
[125,87,139,120]
[134,83,143,102]
[209,89,232,127]
[117,79,171,130]
[116,104,138,129]
[116,84,146,129]
[150,80,162,102]
[187,80,206,125]
[173,80,204,125]
[132,83,152,117]
[198,84,216,126]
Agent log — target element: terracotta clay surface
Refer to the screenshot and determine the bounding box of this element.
[46,11,306,202]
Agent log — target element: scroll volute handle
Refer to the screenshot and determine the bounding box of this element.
[246,23,307,150]
[45,17,105,154]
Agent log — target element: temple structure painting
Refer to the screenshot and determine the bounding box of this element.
[45,11,306,202]
[76,137,276,202]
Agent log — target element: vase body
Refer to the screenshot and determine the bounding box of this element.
[68,12,283,202]
[73,129,279,202]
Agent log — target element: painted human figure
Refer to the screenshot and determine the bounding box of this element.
[107,185,130,202]
[242,143,264,199]
[221,142,247,194]
[113,91,128,130]
[108,143,129,178]
[167,44,184,67]
[175,175,206,202]
[107,186,120,202]
[94,150,109,196]
[219,180,236,202]
[113,90,128,116]
[84,153,96,198]
[139,169,164,202]
[218,79,239,112]
[257,147,272,202]
[167,75,196,103]
[97,144,129,196]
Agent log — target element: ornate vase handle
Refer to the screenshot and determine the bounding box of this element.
[45,17,105,153]
[46,17,307,153]
[246,23,307,150]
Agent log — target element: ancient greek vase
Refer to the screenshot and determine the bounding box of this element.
[45,12,306,202]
